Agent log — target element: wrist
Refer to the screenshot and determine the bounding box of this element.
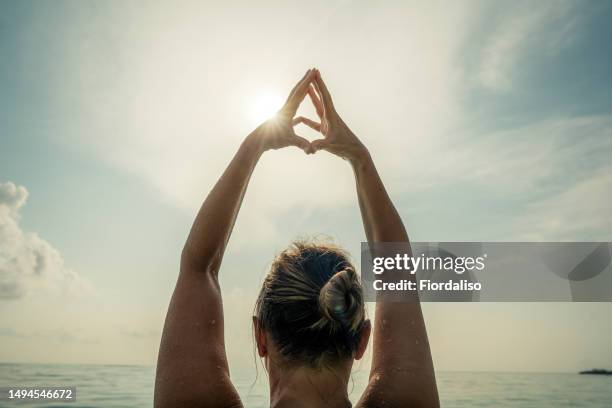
[348,146,372,169]
[243,132,266,158]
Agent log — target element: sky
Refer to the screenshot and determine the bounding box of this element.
[1,0,612,373]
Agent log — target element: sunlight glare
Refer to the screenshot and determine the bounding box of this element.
[249,92,284,125]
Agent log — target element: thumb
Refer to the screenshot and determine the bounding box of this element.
[291,134,311,152]
[310,138,329,153]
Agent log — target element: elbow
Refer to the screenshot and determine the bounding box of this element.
[180,243,221,275]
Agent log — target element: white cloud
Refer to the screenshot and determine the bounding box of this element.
[0,182,28,211]
[0,181,90,300]
[478,1,576,91]
[417,115,612,240]
[425,115,612,192]
[515,171,612,241]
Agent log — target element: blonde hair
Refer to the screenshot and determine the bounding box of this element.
[254,240,365,367]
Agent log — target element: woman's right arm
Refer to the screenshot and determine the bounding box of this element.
[298,70,439,407]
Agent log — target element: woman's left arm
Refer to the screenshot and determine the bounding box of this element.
[154,70,315,408]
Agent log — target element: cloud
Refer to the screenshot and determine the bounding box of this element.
[0,182,28,211]
[415,115,612,240]
[478,1,576,91]
[439,116,612,192]
[0,181,90,300]
[515,171,612,241]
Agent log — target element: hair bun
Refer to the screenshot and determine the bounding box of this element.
[318,268,364,332]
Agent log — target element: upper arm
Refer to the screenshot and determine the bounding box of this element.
[154,262,242,408]
[357,301,439,408]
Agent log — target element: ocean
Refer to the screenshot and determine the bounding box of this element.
[1,363,611,407]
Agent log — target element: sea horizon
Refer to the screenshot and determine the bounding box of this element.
[2,362,611,407]
[0,360,595,374]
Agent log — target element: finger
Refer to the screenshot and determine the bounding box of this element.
[287,68,311,100]
[313,69,335,112]
[282,69,316,116]
[310,138,329,152]
[280,69,310,117]
[288,70,315,109]
[307,85,324,119]
[311,76,325,112]
[292,116,321,132]
[290,133,311,151]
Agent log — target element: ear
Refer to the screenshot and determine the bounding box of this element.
[355,319,371,360]
[252,316,268,357]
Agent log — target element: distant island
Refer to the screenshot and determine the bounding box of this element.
[579,369,612,375]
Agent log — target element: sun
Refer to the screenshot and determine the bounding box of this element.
[248,91,284,125]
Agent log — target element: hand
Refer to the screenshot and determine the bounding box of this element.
[249,69,315,153]
[293,69,368,163]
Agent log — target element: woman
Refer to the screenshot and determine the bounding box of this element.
[154,69,439,407]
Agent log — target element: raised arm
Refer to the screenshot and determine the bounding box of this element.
[350,149,439,408]
[297,70,439,407]
[154,70,315,408]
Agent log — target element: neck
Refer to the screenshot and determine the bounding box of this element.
[267,359,352,408]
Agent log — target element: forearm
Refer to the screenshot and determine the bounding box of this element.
[182,134,263,274]
[351,150,408,243]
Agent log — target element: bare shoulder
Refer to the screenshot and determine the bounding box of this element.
[355,374,438,408]
[154,373,243,408]
[356,381,389,408]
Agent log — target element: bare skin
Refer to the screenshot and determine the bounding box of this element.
[154,69,439,408]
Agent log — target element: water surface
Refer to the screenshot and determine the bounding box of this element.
[1,363,611,407]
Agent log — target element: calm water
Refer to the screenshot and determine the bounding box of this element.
[1,363,611,407]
